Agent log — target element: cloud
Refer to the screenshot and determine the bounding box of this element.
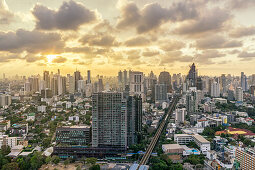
[52,56,67,63]
[228,0,255,9]
[176,7,231,35]
[196,50,225,64]
[0,0,15,25]
[196,35,242,49]
[25,54,45,63]
[116,1,198,34]
[80,33,119,47]
[142,49,160,57]
[0,53,21,63]
[160,51,193,64]
[238,51,255,60]
[32,0,97,30]
[160,40,185,51]
[124,36,151,46]
[0,29,64,53]
[229,26,255,38]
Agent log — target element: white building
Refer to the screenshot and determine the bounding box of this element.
[129,71,145,101]
[174,134,211,155]
[38,105,46,112]
[69,116,79,122]
[211,82,220,97]
[236,87,243,102]
[175,108,186,124]
[0,94,11,107]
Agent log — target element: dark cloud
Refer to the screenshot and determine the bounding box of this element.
[196,50,225,64]
[32,0,97,30]
[124,36,150,47]
[196,35,242,49]
[52,56,67,63]
[238,51,255,60]
[229,26,255,38]
[176,8,230,35]
[0,29,64,53]
[117,1,198,34]
[80,34,119,47]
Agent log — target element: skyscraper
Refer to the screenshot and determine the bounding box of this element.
[123,70,128,86]
[187,63,197,87]
[74,71,81,92]
[155,84,168,103]
[86,70,91,84]
[92,92,127,148]
[211,81,220,97]
[236,87,243,102]
[129,71,144,101]
[43,71,50,89]
[241,72,248,91]
[158,71,171,92]
[126,95,142,146]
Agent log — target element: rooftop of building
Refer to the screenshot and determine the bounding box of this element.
[193,134,210,143]
[162,144,183,150]
[215,127,255,136]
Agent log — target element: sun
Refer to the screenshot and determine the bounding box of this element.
[46,55,57,64]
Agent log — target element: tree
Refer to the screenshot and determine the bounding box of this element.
[45,156,51,164]
[89,164,100,170]
[64,159,70,168]
[52,155,60,164]
[1,145,11,155]
[86,157,97,165]
[1,162,19,170]
[30,152,45,169]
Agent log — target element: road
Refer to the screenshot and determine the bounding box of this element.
[138,95,179,168]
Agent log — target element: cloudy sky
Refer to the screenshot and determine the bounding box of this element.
[0,0,255,77]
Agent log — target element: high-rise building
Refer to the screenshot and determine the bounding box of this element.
[211,81,220,97]
[78,80,85,94]
[196,77,203,91]
[155,84,168,103]
[69,76,75,94]
[98,77,104,92]
[123,70,128,86]
[175,108,186,124]
[118,70,123,84]
[221,74,227,94]
[235,147,255,169]
[187,63,197,87]
[126,95,142,146]
[236,87,243,102]
[186,87,198,114]
[92,92,127,148]
[241,72,248,91]
[129,71,144,101]
[158,71,171,92]
[86,70,91,84]
[56,126,91,145]
[43,71,50,89]
[0,94,11,107]
[74,71,82,92]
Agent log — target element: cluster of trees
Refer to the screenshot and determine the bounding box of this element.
[184,155,205,165]
[202,126,226,138]
[150,155,183,170]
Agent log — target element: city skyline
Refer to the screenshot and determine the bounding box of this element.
[1,0,255,76]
